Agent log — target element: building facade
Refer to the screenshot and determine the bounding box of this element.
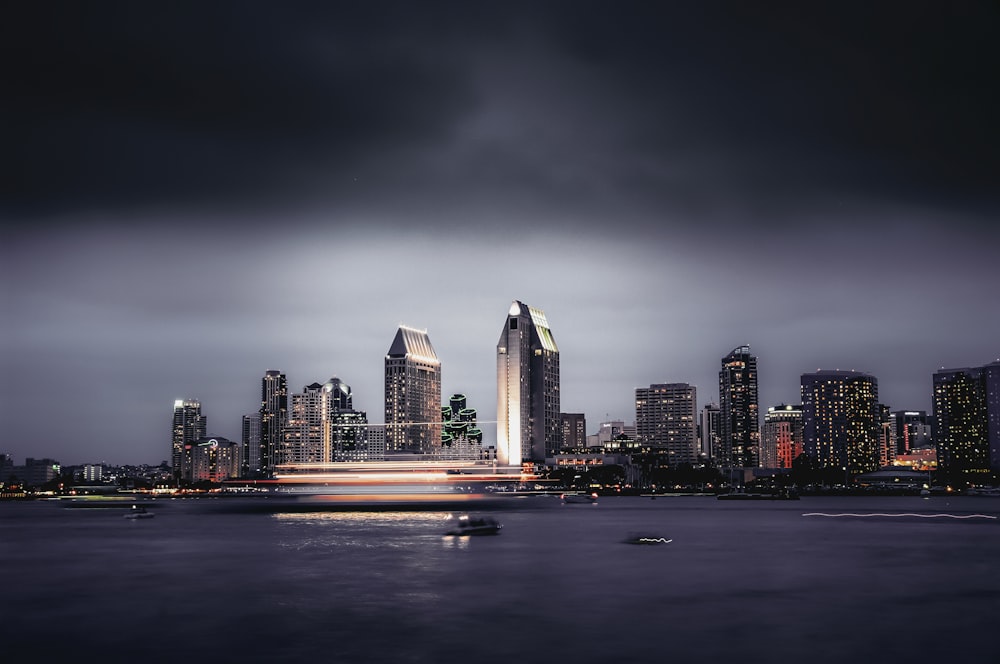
[933,360,1000,483]
[635,383,698,465]
[259,370,287,478]
[385,326,442,455]
[762,404,804,469]
[719,345,760,468]
[699,403,720,461]
[801,370,881,475]
[496,300,561,466]
[241,412,261,477]
[171,399,206,480]
[187,437,241,483]
[560,413,587,451]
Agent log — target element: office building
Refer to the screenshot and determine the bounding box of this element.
[635,383,698,465]
[241,413,261,477]
[719,345,760,468]
[440,394,485,460]
[762,404,804,469]
[933,360,1000,483]
[560,413,587,451]
[699,403,720,460]
[258,370,287,478]
[801,370,881,475]
[171,399,206,480]
[496,300,561,465]
[282,382,326,465]
[385,326,442,455]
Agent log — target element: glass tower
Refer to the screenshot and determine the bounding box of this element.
[259,370,287,478]
[171,399,206,480]
[719,346,759,468]
[496,300,560,466]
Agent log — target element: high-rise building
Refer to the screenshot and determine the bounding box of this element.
[496,300,560,466]
[187,437,241,483]
[324,377,369,462]
[259,370,287,478]
[719,346,759,468]
[635,383,698,465]
[762,404,804,469]
[699,403,720,460]
[560,413,587,451]
[171,399,206,480]
[886,410,933,457]
[801,370,880,475]
[385,326,442,455]
[933,360,1000,483]
[241,413,261,477]
[282,382,326,465]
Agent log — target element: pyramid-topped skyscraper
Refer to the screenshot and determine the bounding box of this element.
[384,325,441,455]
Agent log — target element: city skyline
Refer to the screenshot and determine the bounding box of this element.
[3,3,999,465]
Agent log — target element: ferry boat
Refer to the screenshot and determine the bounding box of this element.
[444,514,502,536]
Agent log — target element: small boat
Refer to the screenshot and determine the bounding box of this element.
[444,514,501,536]
[623,533,672,545]
[124,505,155,520]
[561,492,598,504]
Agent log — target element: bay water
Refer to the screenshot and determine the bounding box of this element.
[2,495,997,663]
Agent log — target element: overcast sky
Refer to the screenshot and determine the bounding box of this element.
[3,1,998,465]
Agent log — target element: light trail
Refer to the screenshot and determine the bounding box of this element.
[802,512,997,520]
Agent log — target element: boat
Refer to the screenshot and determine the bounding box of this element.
[123,505,155,519]
[623,533,672,545]
[561,492,598,504]
[444,514,501,536]
[717,488,799,501]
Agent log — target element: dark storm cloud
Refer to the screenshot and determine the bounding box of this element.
[5,1,998,231]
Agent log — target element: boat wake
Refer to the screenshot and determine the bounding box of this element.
[802,512,997,520]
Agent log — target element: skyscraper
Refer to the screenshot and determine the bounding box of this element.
[171,399,206,480]
[241,412,261,478]
[324,377,369,462]
[719,345,759,468]
[281,382,326,465]
[259,370,287,478]
[496,300,560,466]
[933,360,1000,484]
[384,326,441,455]
[699,403,720,461]
[801,370,880,475]
[635,383,698,465]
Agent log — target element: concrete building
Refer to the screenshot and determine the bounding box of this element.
[933,360,1000,483]
[762,404,804,469]
[560,413,587,451]
[801,370,881,475]
[635,383,698,465]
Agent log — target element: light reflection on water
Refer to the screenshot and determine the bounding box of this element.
[2,496,998,663]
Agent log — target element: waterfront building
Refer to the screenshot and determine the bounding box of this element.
[560,413,587,451]
[282,382,326,465]
[699,403,720,461]
[719,346,760,468]
[801,370,881,475]
[259,370,287,478]
[762,404,804,469]
[385,326,442,455]
[171,399,206,480]
[496,300,561,466]
[187,437,241,483]
[635,383,699,465]
[886,411,933,457]
[933,360,1000,483]
[241,413,261,477]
